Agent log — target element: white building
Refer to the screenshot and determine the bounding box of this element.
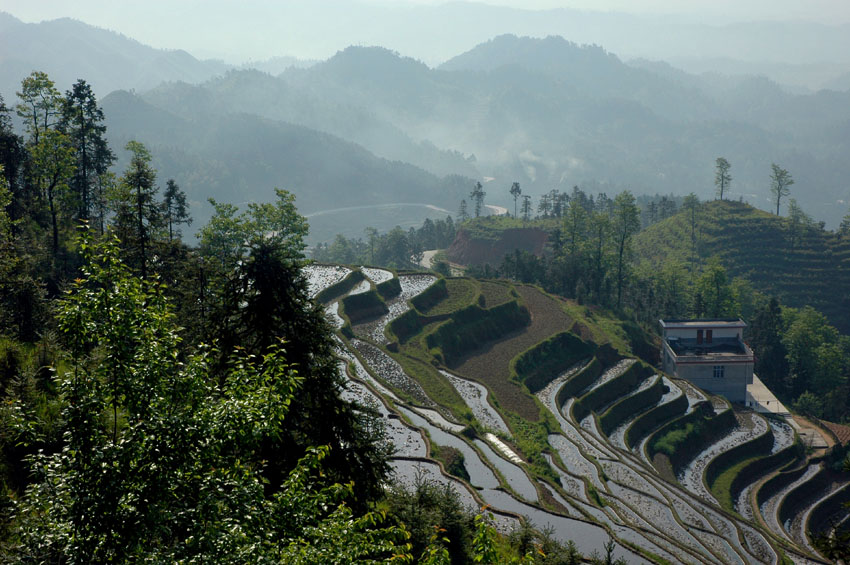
[659,318,754,403]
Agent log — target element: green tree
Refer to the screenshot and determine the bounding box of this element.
[749,297,789,394]
[28,128,75,258]
[510,182,522,218]
[693,260,738,318]
[714,157,731,200]
[470,182,486,218]
[59,79,114,222]
[611,191,640,309]
[682,193,700,254]
[111,140,160,278]
[15,71,61,146]
[839,210,850,238]
[458,199,469,222]
[0,95,27,225]
[521,194,532,222]
[786,198,811,247]
[769,163,794,216]
[198,190,390,504]
[563,199,588,257]
[589,211,611,304]
[162,179,191,243]
[782,306,847,400]
[11,232,409,562]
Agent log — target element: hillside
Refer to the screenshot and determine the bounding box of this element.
[307,264,849,563]
[0,12,227,97]
[633,200,850,333]
[101,90,470,238]
[4,19,850,231]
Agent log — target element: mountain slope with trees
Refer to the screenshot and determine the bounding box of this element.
[0,12,228,98]
[100,89,470,234]
[633,199,850,333]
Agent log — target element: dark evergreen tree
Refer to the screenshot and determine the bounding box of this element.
[198,190,390,504]
[0,95,27,226]
[162,178,192,242]
[59,80,114,222]
[111,141,160,278]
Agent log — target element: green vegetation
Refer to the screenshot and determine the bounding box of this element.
[410,277,449,312]
[572,361,654,423]
[634,199,850,333]
[599,376,664,436]
[425,299,531,365]
[512,331,595,394]
[341,288,389,323]
[315,268,366,303]
[648,405,736,472]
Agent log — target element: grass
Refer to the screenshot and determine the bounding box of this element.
[418,278,479,316]
[709,456,760,514]
[392,353,470,420]
[478,280,514,308]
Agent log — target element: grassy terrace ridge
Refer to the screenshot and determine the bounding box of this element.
[632,199,850,332]
[455,215,561,242]
[478,280,515,308]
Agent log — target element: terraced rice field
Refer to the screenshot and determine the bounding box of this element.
[440,370,510,434]
[316,266,835,563]
[353,274,437,343]
[678,412,769,504]
[303,263,351,297]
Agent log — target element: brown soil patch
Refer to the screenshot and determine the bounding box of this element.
[822,420,850,446]
[450,285,573,422]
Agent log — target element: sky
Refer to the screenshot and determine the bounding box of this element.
[4,0,850,64]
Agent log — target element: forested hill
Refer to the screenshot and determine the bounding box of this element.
[633,200,850,332]
[101,90,470,228]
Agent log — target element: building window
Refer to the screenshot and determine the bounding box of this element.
[706,329,713,344]
[697,329,703,344]
[713,365,725,378]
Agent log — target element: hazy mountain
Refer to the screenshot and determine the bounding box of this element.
[142,68,479,179]
[266,37,850,226]
[0,12,228,97]
[101,90,470,239]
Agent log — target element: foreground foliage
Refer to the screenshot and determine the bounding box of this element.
[6,234,410,562]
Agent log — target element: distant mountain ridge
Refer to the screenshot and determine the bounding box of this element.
[101,90,470,239]
[0,12,228,97]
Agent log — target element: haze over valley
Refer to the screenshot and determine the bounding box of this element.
[3,3,850,239]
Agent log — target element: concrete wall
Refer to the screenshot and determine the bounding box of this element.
[664,327,741,340]
[676,362,751,403]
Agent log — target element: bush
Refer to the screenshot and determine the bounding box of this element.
[376,276,401,299]
[623,390,688,450]
[315,269,366,303]
[648,405,736,472]
[599,376,664,436]
[425,300,530,365]
[410,277,448,311]
[340,290,388,323]
[512,332,596,394]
